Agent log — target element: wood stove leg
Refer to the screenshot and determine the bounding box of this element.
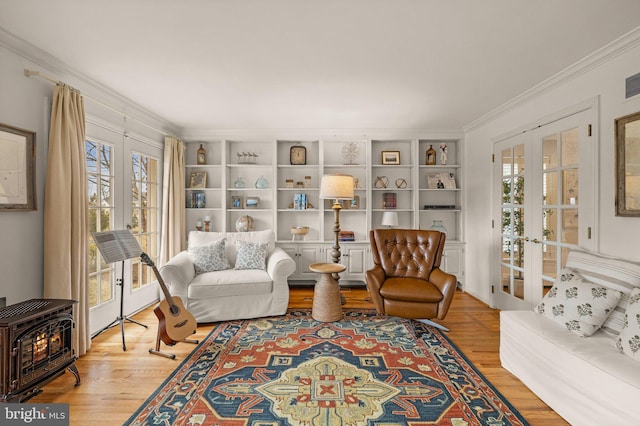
[67,362,81,386]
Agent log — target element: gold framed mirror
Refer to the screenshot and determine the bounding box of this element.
[615,111,640,216]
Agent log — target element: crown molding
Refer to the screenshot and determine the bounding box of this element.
[181,127,464,141]
[0,27,180,138]
[464,25,640,132]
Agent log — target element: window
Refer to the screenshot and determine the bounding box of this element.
[130,152,160,290]
[87,139,115,308]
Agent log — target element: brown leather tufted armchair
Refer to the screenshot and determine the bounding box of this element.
[366,229,457,321]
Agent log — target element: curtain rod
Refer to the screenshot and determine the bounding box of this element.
[24,69,177,139]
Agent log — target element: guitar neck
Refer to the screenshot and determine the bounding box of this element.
[150,264,175,306]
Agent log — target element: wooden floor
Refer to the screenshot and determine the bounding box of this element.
[31,288,567,425]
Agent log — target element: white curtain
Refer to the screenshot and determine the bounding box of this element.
[43,84,90,356]
[159,136,185,265]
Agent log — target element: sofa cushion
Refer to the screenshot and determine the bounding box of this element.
[188,269,272,299]
[188,239,230,274]
[234,240,268,270]
[616,287,640,362]
[566,250,640,335]
[188,229,275,266]
[534,268,621,337]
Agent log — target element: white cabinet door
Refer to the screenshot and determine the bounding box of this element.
[298,246,322,280]
[279,243,322,281]
[442,244,464,288]
[341,245,368,282]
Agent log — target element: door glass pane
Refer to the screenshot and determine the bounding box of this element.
[542,244,557,280]
[563,169,579,205]
[501,264,511,294]
[87,140,115,309]
[543,171,558,205]
[543,208,557,241]
[513,176,524,204]
[130,152,160,291]
[561,128,579,166]
[543,135,558,169]
[562,209,579,244]
[514,208,524,236]
[502,148,512,176]
[514,144,525,173]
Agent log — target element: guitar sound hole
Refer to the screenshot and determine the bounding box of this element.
[170,305,180,315]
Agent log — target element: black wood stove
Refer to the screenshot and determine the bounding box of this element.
[0,299,80,402]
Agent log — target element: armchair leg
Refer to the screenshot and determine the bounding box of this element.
[417,319,449,332]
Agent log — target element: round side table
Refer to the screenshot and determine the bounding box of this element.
[309,263,346,322]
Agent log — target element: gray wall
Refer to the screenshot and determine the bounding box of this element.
[0,36,174,306]
[464,32,640,304]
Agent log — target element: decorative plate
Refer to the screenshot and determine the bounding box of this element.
[342,142,359,165]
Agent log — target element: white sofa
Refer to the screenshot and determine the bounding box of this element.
[500,250,640,425]
[159,230,296,323]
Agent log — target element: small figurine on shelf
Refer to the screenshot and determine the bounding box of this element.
[197,144,206,165]
[440,143,448,165]
[195,221,203,231]
[203,216,211,232]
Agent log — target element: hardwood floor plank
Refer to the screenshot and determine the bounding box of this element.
[29,288,567,425]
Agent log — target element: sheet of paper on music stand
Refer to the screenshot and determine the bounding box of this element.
[92,230,142,264]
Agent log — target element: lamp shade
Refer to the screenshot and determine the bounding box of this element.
[319,174,354,200]
[381,211,399,227]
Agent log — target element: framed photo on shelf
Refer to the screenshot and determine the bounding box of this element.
[381,151,400,165]
[245,197,260,208]
[231,195,243,209]
[189,171,207,188]
[349,195,360,209]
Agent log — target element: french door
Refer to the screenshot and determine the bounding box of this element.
[87,122,162,336]
[492,109,594,310]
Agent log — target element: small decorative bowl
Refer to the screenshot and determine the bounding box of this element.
[291,226,309,241]
[291,226,309,235]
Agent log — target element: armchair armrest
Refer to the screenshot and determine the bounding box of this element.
[266,247,296,282]
[429,268,457,320]
[159,251,195,301]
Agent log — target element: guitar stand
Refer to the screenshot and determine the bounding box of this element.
[149,329,199,359]
[94,261,147,351]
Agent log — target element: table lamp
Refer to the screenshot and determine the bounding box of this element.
[381,211,399,228]
[319,174,354,267]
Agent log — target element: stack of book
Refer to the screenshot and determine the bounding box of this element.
[338,230,355,242]
[383,192,397,209]
[293,193,307,210]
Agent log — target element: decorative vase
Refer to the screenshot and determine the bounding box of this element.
[429,219,447,234]
[235,215,254,232]
[234,177,245,188]
[255,176,269,189]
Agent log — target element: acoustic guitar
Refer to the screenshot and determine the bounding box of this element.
[140,253,197,345]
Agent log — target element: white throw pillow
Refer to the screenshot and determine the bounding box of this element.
[188,239,230,274]
[234,240,268,270]
[616,287,640,362]
[534,268,622,337]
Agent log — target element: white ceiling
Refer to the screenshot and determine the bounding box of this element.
[1,0,640,134]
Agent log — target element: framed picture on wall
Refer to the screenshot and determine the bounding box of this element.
[615,111,640,216]
[0,123,36,211]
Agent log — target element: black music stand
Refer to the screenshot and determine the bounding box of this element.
[92,230,148,351]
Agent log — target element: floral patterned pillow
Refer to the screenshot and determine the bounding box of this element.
[616,287,640,362]
[534,268,622,337]
[188,239,230,274]
[234,240,268,270]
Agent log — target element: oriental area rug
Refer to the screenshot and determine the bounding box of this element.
[125,310,527,425]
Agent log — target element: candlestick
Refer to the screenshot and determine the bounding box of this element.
[204,217,211,232]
